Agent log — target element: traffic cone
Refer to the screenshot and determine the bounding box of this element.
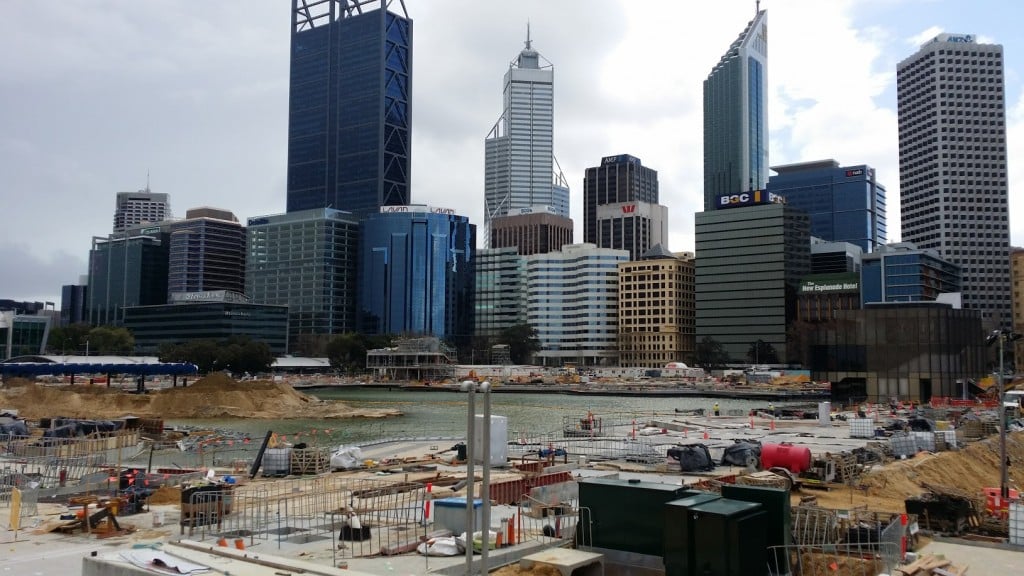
[683,427,688,438]
[750,416,755,428]
[770,418,776,431]
[703,428,709,440]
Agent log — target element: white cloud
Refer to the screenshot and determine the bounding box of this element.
[1008,92,1024,248]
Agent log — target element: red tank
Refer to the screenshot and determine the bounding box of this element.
[760,443,811,473]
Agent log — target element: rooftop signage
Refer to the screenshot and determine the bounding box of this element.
[716,190,786,209]
[800,276,860,294]
[380,205,457,216]
[600,154,640,166]
[933,33,975,44]
[170,290,250,304]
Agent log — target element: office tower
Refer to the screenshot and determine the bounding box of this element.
[618,247,695,368]
[484,30,569,244]
[168,208,246,297]
[246,209,360,355]
[897,33,1011,328]
[861,243,961,305]
[473,247,525,340]
[113,189,170,233]
[768,160,887,252]
[87,228,170,326]
[703,9,768,210]
[60,284,88,326]
[490,207,573,256]
[1012,248,1024,372]
[525,244,629,366]
[810,239,863,275]
[358,206,475,345]
[286,0,412,218]
[583,154,665,259]
[695,202,810,363]
[583,155,658,241]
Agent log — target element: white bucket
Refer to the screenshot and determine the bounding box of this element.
[152,510,165,527]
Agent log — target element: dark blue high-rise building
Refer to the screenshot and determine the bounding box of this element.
[768,159,887,253]
[286,0,412,217]
[358,207,475,345]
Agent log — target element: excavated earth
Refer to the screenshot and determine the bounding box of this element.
[0,373,401,420]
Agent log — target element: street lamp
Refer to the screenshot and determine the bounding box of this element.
[986,328,1023,499]
[460,380,492,576]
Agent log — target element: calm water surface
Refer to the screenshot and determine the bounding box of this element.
[166,388,772,447]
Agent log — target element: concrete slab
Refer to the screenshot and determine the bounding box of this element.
[917,539,1024,576]
[521,548,604,576]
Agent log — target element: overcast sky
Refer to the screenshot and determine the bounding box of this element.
[2,0,1022,305]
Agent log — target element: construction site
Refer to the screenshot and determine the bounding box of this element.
[2,375,1024,576]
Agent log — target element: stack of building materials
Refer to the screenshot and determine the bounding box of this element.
[849,418,875,439]
[890,432,918,458]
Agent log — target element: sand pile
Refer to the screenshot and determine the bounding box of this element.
[0,373,401,420]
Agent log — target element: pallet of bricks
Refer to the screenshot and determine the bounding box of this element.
[895,554,968,575]
[290,447,330,475]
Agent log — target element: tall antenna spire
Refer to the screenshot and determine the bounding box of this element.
[756,0,761,13]
[146,169,150,193]
[525,20,532,50]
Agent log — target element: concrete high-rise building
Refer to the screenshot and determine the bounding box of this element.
[768,160,887,253]
[473,247,525,340]
[897,33,1011,329]
[595,201,668,262]
[286,0,412,218]
[489,207,573,256]
[703,9,768,210]
[525,243,629,367]
[246,208,360,355]
[484,30,569,245]
[695,201,810,363]
[618,246,695,368]
[358,206,475,346]
[113,189,170,233]
[168,208,246,297]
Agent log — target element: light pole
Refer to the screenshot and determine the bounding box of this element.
[987,329,1023,499]
[460,380,492,576]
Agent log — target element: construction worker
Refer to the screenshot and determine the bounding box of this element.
[768,401,775,416]
[713,402,720,416]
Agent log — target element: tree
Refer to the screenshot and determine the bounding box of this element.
[47,323,91,354]
[87,326,135,354]
[496,324,541,364]
[326,333,369,374]
[747,339,779,365]
[159,340,219,373]
[694,336,730,369]
[158,336,273,374]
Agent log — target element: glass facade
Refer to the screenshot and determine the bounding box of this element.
[484,36,568,245]
[809,304,985,403]
[695,203,810,362]
[583,154,659,246]
[473,247,525,339]
[861,245,961,305]
[168,213,246,297]
[525,244,629,366]
[0,312,50,361]
[287,2,411,218]
[87,232,169,326]
[358,209,475,345]
[60,284,88,325]
[703,10,768,210]
[767,160,887,253]
[246,209,359,355]
[124,301,289,355]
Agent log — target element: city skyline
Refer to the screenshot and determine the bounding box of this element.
[2,0,1023,304]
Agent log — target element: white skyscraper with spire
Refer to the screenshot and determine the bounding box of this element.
[484,27,569,246]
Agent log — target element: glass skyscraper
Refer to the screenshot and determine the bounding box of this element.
[897,33,1011,329]
[286,0,412,218]
[484,31,569,245]
[88,229,170,326]
[767,159,887,253]
[167,208,246,297]
[583,154,659,245]
[703,9,768,210]
[861,243,962,305]
[245,208,360,355]
[358,207,475,345]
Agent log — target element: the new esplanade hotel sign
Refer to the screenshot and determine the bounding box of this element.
[800,278,860,294]
[716,190,787,209]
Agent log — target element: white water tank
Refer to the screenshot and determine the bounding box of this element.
[473,414,508,467]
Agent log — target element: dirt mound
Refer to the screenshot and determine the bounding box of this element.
[0,376,401,420]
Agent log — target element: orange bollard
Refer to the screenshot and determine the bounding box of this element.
[217,537,228,547]
[770,418,776,431]
[703,429,709,440]
[507,515,515,545]
[234,538,246,550]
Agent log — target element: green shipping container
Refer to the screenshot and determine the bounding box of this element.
[578,477,694,556]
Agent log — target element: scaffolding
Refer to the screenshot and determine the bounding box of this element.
[366,337,458,381]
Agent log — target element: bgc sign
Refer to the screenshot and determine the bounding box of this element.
[717,190,786,209]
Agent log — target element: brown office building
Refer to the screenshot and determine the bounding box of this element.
[618,246,695,367]
[490,209,573,256]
